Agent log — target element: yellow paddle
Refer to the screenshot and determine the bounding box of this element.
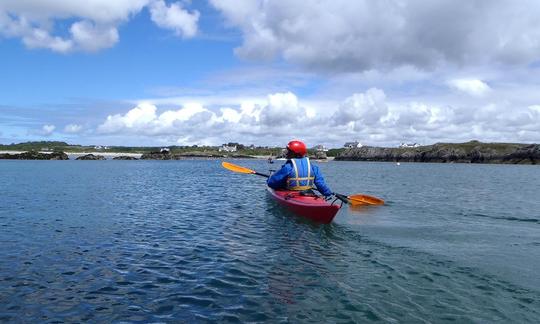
[348,194,385,206]
[221,161,384,206]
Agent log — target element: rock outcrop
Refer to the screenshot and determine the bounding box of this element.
[140,151,173,160]
[309,151,328,160]
[0,151,69,160]
[113,156,139,160]
[76,154,106,160]
[335,142,539,164]
[502,144,540,164]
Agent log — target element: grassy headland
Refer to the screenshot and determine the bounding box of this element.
[335,140,539,164]
[0,141,285,158]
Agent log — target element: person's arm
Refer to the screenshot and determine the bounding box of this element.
[312,165,333,196]
[267,163,292,189]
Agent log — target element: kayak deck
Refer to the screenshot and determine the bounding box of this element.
[267,187,340,224]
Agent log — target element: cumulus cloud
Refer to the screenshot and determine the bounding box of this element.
[98,103,159,134]
[64,124,83,133]
[149,0,199,38]
[95,92,318,144]
[259,92,308,126]
[331,88,388,126]
[326,87,540,145]
[41,124,55,136]
[97,102,213,135]
[211,0,540,72]
[0,0,199,52]
[93,87,537,147]
[70,20,119,52]
[448,78,491,97]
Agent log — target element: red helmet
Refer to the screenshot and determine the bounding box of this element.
[287,140,307,156]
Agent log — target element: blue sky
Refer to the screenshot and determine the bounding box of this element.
[1,0,540,147]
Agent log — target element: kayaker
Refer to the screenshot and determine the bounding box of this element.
[267,140,333,196]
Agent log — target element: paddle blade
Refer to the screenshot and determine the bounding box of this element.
[348,194,385,206]
[222,161,256,174]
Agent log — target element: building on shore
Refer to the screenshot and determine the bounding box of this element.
[314,144,329,152]
[399,142,420,148]
[344,141,362,148]
[219,145,237,152]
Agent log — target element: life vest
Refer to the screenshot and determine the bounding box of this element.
[286,157,315,191]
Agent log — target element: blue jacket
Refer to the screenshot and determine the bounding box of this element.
[267,158,333,196]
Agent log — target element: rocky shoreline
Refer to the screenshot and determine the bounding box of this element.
[139,151,257,160]
[0,151,69,160]
[2,141,538,164]
[335,141,540,164]
[0,150,259,160]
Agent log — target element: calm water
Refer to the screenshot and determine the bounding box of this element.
[1,160,539,322]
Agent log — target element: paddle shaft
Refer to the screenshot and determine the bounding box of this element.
[254,171,270,178]
[221,161,382,205]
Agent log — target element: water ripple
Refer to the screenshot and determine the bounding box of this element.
[0,160,539,322]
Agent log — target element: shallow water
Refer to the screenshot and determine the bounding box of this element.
[1,160,539,322]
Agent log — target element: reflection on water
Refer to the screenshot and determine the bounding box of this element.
[0,160,539,322]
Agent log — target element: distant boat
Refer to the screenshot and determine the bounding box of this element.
[396,162,401,166]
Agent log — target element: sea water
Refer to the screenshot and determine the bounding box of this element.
[1,159,539,322]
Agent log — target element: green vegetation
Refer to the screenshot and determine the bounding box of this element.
[0,141,285,156]
[326,148,345,157]
[335,140,539,164]
[0,141,72,152]
[427,140,523,154]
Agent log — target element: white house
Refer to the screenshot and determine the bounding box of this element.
[160,148,170,153]
[314,144,329,152]
[399,142,420,148]
[219,145,237,152]
[344,141,362,148]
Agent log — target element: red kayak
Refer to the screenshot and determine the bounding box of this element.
[267,187,341,224]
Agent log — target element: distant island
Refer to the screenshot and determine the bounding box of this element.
[0,140,538,164]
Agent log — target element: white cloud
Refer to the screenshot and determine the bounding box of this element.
[326,88,540,145]
[0,1,149,23]
[70,20,119,52]
[37,86,540,146]
[97,102,215,135]
[41,124,55,136]
[210,0,540,72]
[331,88,388,126]
[64,124,83,133]
[95,92,319,144]
[149,0,199,38]
[0,0,198,52]
[98,103,158,133]
[259,92,308,126]
[448,79,491,97]
[22,28,74,52]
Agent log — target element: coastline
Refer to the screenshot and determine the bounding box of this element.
[68,152,142,159]
[0,150,335,161]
